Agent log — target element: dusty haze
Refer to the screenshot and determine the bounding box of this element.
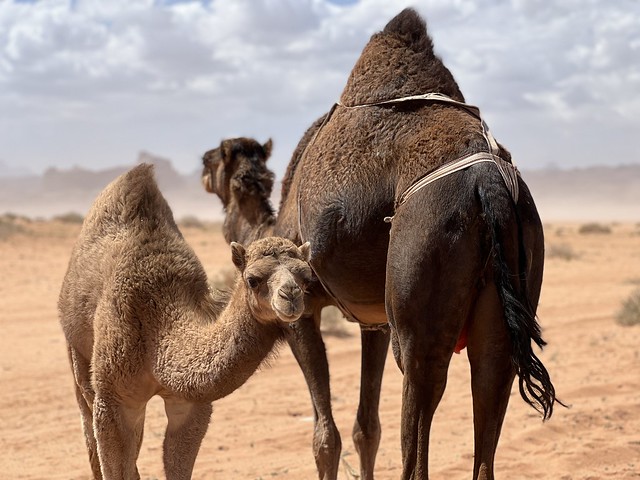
[1,152,639,222]
[0,161,639,478]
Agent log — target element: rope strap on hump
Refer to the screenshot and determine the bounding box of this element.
[335,93,520,222]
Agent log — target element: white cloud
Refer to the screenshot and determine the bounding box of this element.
[0,0,638,178]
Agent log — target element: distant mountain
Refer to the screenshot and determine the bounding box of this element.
[0,153,638,222]
[0,151,224,221]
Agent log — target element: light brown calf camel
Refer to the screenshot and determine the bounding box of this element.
[58,164,312,479]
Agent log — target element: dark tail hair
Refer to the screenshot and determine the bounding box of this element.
[478,184,563,420]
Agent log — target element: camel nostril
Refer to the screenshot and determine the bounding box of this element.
[278,286,302,302]
[278,289,291,301]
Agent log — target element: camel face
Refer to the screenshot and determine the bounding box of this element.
[201,137,273,206]
[201,147,221,195]
[232,238,312,324]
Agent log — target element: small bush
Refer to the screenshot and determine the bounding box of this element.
[1,212,31,222]
[578,223,611,235]
[0,216,25,240]
[547,242,579,261]
[616,289,640,326]
[54,212,84,224]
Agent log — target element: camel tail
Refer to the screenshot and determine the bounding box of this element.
[477,182,560,420]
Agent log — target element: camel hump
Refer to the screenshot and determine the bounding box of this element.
[382,8,432,54]
[125,162,155,183]
[118,163,158,198]
[84,163,176,232]
[339,7,459,106]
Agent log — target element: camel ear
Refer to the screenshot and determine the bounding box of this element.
[220,139,234,165]
[230,242,246,272]
[298,242,311,262]
[262,138,273,160]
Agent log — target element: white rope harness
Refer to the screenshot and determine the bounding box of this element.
[295,93,520,324]
[336,92,520,222]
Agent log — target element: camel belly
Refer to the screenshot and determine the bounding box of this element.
[338,301,388,326]
[302,205,391,325]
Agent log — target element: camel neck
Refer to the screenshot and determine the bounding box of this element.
[154,288,282,403]
[223,198,275,244]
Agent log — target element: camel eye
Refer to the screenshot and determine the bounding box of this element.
[246,277,260,289]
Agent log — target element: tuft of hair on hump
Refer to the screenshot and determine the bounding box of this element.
[120,163,161,206]
[126,162,155,181]
[382,7,433,55]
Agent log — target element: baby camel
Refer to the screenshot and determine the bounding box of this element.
[58,164,312,480]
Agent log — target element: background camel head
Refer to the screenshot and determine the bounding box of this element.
[201,137,274,207]
[230,237,312,324]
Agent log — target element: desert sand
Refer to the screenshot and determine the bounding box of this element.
[1,216,639,479]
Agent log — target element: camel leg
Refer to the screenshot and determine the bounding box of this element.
[286,313,341,480]
[396,329,453,480]
[352,326,389,480]
[68,346,102,479]
[162,397,212,480]
[387,284,465,480]
[386,224,479,479]
[93,393,146,480]
[467,283,515,480]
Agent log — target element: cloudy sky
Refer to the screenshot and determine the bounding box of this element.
[0,0,639,179]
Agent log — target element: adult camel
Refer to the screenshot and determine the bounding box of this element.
[273,8,562,480]
[202,137,388,480]
[59,164,313,479]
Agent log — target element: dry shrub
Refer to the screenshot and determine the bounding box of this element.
[54,212,84,224]
[547,242,579,261]
[0,215,26,240]
[2,212,31,222]
[616,289,640,326]
[578,222,611,235]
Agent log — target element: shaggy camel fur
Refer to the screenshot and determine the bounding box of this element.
[273,8,561,480]
[202,137,387,480]
[202,137,276,244]
[58,164,312,480]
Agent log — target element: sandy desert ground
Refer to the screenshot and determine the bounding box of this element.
[1,215,639,479]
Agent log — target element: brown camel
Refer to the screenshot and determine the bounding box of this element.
[274,8,563,480]
[58,164,313,480]
[202,137,276,244]
[202,136,388,480]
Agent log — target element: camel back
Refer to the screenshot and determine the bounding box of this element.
[59,164,213,332]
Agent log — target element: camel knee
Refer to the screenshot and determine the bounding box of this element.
[313,419,341,455]
[352,412,381,463]
[313,419,341,479]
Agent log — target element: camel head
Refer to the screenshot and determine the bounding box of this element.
[201,137,274,208]
[230,237,312,324]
